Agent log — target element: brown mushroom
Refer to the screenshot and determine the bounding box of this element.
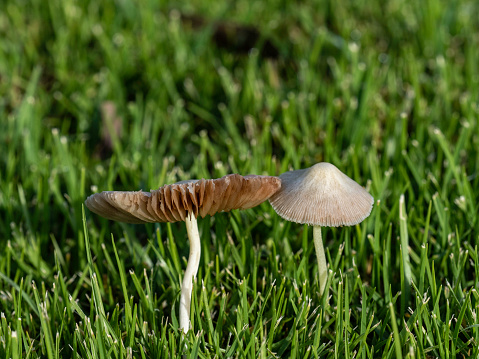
[85,174,281,332]
[269,162,373,296]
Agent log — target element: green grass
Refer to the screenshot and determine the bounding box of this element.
[1,0,479,357]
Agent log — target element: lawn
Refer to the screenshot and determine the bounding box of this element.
[1,0,479,357]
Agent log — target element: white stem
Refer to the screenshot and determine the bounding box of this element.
[313,226,328,296]
[179,213,201,333]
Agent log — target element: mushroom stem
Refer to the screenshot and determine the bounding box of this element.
[179,212,201,333]
[313,226,328,296]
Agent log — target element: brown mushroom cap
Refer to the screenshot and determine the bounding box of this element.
[85,174,281,223]
[269,162,374,227]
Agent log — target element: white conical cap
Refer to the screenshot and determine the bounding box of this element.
[269,162,374,227]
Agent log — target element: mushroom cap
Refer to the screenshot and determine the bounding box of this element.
[269,162,374,227]
[85,174,281,223]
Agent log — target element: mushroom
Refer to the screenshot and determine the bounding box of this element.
[85,174,281,332]
[268,162,373,296]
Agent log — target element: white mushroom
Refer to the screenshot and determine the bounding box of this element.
[269,162,373,296]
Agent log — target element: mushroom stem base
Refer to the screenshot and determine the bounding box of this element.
[180,213,201,333]
[313,226,328,296]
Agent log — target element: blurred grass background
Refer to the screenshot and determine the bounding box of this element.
[1,0,479,357]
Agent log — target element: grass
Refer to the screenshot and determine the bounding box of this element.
[1,0,479,357]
